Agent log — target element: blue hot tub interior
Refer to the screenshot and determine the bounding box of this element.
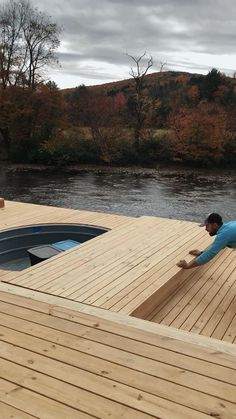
[0,224,108,271]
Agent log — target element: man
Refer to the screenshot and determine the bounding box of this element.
[177,213,236,269]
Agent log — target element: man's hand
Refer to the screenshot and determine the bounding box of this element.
[177,259,198,269]
[177,260,189,268]
[189,249,202,256]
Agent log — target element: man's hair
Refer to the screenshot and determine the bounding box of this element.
[205,213,223,225]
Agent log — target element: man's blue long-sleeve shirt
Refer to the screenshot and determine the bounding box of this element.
[196,221,236,266]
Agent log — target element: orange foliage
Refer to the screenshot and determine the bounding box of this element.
[186,85,200,103]
[0,84,65,157]
[213,85,229,99]
[168,103,229,163]
[80,92,125,163]
[114,92,126,110]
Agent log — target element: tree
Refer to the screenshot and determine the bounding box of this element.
[46,80,59,90]
[203,68,225,101]
[0,83,65,160]
[83,92,124,163]
[126,52,153,151]
[168,103,229,165]
[0,0,61,89]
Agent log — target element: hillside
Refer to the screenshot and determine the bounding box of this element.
[61,70,236,98]
[2,69,236,167]
[62,71,195,95]
[62,69,236,132]
[58,69,236,167]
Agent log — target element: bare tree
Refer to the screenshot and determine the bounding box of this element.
[159,61,167,72]
[126,52,153,151]
[0,0,61,89]
[0,0,24,88]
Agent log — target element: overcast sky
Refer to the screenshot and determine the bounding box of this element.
[33,0,236,88]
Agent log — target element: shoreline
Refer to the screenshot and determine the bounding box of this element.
[2,162,236,179]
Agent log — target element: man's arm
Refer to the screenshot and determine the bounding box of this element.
[195,233,228,265]
[177,228,228,269]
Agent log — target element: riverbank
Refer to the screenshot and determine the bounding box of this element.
[3,162,236,179]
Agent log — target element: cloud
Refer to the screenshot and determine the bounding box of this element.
[32,0,236,87]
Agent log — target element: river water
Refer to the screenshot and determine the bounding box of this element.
[0,167,235,223]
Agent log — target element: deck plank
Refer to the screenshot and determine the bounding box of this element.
[0,401,37,419]
[150,249,236,343]
[152,250,232,326]
[0,378,93,419]
[0,200,133,230]
[46,219,192,299]
[211,297,236,341]
[0,291,235,418]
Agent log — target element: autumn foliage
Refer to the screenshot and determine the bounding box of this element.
[1,0,236,168]
[168,103,229,164]
[0,84,65,161]
[1,67,236,167]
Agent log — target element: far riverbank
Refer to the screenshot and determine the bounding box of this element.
[3,162,236,180]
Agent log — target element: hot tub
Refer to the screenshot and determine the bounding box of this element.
[0,224,108,271]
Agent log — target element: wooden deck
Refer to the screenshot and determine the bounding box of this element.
[2,201,214,319]
[0,282,236,419]
[0,200,236,418]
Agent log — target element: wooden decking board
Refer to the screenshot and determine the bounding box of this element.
[147,250,236,325]
[164,250,232,328]
[95,225,205,307]
[1,200,133,230]
[0,378,94,419]
[5,215,153,286]
[222,311,236,343]
[211,297,236,341]
[0,299,235,386]
[151,249,236,340]
[3,218,140,287]
[179,252,236,333]
[1,320,235,402]
[145,271,192,322]
[190,262,236,336]
[0,295,236,418]
[1,282,236,358]
[203,292,236,340]
[150,249,232,325]
[1,311,233,403]
[37,217,175,293]
[0,401,37,419]
[0,206,84,230]
[49,306,236,372]
[1,358,159,419]
[100,227,210,314]
[42,220,174,297]
[2,336,233,419]
[61,220,196,301]
[0,337,235,419]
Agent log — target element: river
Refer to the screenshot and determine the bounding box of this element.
[0,166,235,223]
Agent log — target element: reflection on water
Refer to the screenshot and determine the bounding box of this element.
[0,168,235,222]
[0,254,30,271]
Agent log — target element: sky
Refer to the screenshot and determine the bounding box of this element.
[32,0,236,89]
